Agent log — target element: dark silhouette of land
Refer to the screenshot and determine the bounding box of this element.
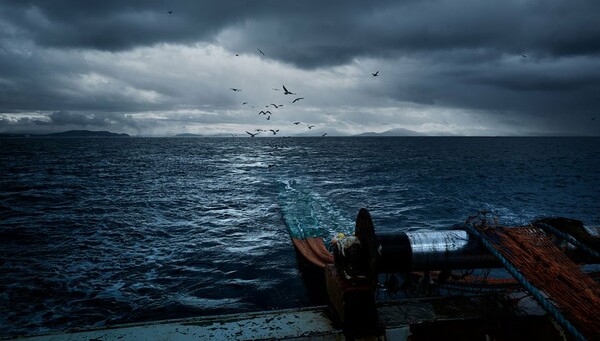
[0,130,130,138]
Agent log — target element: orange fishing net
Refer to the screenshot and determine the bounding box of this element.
[292,237,334,268]
[479,226,600,339]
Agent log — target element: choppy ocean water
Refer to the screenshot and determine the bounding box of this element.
[1,136,599,336]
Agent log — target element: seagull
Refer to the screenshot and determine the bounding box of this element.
[372,71,379,77]
[321,132,327,137]
[307,124,315,129]
[168,10,172,14]
[242,102,248,105]
[257,48,265,56]
[258,110,272,115]
[283,85,295,95]
[293,121,301,125]
[272,88,280,91]
[270,129,279,135]
[521,54,527,58]
[235,54,239,56]
[255,129,265,132]
[292,97,304,104]
[270,104,283,108]
[230,88,241,92]
[246,131,260,137]
[266,115,271,120]
[230,134,236,137]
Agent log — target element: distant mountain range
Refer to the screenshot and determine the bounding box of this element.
[173,128,425,137]
[354,128,423,136]
[0,130,130,137]
[0,128,440,137]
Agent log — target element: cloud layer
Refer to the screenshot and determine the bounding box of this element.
[1,1,599,135]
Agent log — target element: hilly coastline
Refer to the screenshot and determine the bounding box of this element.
[355,128,423,137]
[0,130,130,138]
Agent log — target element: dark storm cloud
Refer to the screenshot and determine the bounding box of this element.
[377,54,600,115]
[47,111,138,127]
[2,1,599,68]
[1,1,260,51]
[1,0,599,135]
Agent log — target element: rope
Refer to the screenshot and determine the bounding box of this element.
[462,223,588,341]
[532,221,600,259]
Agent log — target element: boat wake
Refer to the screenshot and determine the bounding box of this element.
[278,179,354,242]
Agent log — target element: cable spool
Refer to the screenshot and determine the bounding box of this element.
[333,208,500,278]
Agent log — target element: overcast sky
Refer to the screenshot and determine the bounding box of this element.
[1,0,599,136]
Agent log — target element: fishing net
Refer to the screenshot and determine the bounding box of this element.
[467,212,600,339]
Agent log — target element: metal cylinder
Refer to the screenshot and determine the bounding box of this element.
[377,230,501,272]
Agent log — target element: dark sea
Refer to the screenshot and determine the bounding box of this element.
[1,136,599,336]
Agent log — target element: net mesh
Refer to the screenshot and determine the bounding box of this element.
[473,222,600,339]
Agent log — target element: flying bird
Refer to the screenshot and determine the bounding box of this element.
[592,116,598,121]
[270,104,283,108]
[168,10,172,14]
[258,110,272,115]
[230,88,242,92]
[272,88,280,91]
[246,131,260,137]
[292,97,304,104]
[230,134,236,137]
[521,54,527,58]
[307,124,315,129]
[255,129,265,132]
[270,129,279,135]
[372,71,379,77]
[283,85,295,95]
[242,102,248,105]
[321,133,327,137]
[293,121,301,125]
[257,48,265,56]
[266,116,271,120]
